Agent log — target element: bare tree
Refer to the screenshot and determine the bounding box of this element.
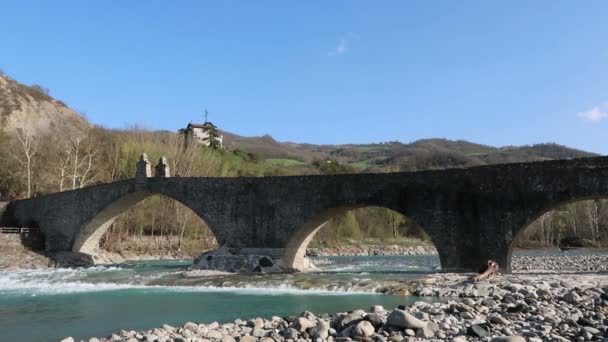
[537,212,553,246]
[584,200,602,244]
[176,203,191,251]
[9,128,39,197]
[105,136,121,181]
[166,133,198,177]
[55,140,71,191]
[64,132,98,189]
[566,204,579,237]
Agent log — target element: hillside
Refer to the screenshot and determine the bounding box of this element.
[0,72,599,174]
[222,131,331,162]
[0,74,89,135]
[222,133,599,172]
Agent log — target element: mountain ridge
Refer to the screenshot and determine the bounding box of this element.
[222,131,598,172]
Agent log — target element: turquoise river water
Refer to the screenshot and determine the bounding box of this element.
[0,254,441,341]
[1,250,592,341]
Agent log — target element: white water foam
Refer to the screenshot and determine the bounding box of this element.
[0,280,365,296]
[0,267,374,296]
[0,266,138,295]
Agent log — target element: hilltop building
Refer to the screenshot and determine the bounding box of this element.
[182,121,223,148]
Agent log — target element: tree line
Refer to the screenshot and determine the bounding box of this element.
[0,126,291,255]
[514,200,608,248]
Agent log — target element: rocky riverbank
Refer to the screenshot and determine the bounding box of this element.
[0,234,51,269]
[0,234,194,269]
[64,253,608,342]
[307,245,437,257]
[513,253,608,273]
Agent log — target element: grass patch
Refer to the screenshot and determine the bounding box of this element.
[350,159,374,168]
[264,158,307,167]
[349,157,387,169]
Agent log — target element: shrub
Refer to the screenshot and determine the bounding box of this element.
[30,84,49,95]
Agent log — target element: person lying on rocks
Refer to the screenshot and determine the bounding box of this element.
[473,260,499,282]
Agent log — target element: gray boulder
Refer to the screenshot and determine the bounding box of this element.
[310,320,330,339]
[490,337,525,342]
[354,321,375,337]
[386,310,427,329]
[416,327,434,339]
[489,315,511,325]
[292,317,315,332]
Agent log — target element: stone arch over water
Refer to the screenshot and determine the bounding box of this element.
[73,190,216,259]
[282,204,441,272]
[509,196,608,269]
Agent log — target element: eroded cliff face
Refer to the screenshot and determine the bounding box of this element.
[0,74,89,134]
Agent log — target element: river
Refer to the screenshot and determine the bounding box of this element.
[0,254,442,341]
[1,250,596,341]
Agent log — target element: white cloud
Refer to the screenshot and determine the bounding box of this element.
[578,105,608,122]
[329,39,348,56]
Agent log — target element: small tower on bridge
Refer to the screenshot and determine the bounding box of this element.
[135,153,152,184]
[155,156,171,178]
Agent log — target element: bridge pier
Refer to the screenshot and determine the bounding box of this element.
[44,231,73,252]
[434,215,517,273]
[191,247,316,273]
[439,243,512,273]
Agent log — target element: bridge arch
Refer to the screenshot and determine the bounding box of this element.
[283,204,440,271]
[509,196,608,270]
[73,190,216,258]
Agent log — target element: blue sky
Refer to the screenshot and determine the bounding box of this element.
[1,1,607,154]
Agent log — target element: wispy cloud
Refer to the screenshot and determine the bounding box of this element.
[328,39,348,56]
[578,104,608,122]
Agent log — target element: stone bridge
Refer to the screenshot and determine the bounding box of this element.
[2,154,608,273]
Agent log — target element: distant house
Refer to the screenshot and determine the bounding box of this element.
[183,122,223,148]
